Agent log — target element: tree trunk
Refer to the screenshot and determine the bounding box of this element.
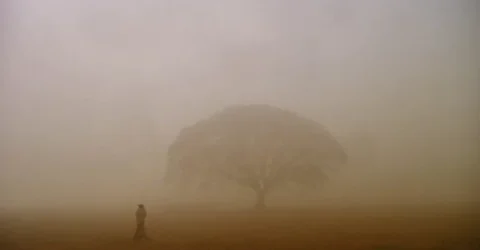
[254,189,266,209]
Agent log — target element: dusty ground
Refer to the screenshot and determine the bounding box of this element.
[2,204,479,250]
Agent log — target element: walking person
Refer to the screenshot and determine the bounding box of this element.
[133,204,149,241]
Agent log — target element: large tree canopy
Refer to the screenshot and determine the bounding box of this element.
[165,104,347,208]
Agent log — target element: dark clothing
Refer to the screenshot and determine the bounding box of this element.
[133,222,147,241]
[136,207,147,225]
[133,206,148,241]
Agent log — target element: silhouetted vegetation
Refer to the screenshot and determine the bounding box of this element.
[165,104,347,209]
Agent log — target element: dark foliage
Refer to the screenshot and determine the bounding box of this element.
[165,104,347,208]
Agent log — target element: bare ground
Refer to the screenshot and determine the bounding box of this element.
[2,204,479,250]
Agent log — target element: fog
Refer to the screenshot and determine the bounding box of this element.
[1,0,478,210]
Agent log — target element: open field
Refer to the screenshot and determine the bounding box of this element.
[2,204,479,250]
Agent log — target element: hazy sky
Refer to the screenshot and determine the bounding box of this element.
[1,0,478,208]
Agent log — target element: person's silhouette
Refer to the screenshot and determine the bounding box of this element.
[133,204,148,241]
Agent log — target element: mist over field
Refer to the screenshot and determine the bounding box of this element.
[1,0,478,213]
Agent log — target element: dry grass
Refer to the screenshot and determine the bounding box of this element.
[2,204,479,250]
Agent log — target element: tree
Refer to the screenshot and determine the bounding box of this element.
[164,104,347,209]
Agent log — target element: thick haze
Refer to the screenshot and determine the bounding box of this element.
[1,0,478,209]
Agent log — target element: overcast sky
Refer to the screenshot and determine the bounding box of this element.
[1,0,478,208]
